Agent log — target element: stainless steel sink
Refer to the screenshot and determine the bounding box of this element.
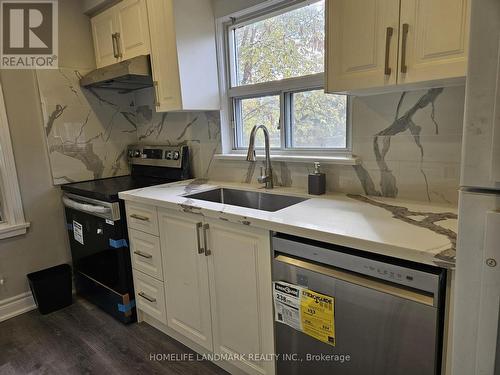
[184,188,308,212]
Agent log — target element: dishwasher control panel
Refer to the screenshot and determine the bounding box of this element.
[362,264,416,283]
[272,234,443,297]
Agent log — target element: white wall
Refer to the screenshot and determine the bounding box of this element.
[212,0,268,17]
[0,0,95,301]
[83,0,120,15]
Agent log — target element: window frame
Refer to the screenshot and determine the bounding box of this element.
[217,0,352,156]
[0,81,29,239]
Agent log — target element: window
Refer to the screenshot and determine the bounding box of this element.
[0,82,29,239]
[223,0,349,152]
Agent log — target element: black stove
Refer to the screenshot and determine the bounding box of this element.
[62,145,190,202]
[61,145,190,323]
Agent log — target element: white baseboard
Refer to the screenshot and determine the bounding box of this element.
[0,291,36,323]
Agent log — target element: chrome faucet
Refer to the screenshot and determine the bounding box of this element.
[246,125,274,189]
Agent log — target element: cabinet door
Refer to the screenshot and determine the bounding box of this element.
[146,0,182,111]
[158,209,213,351]
[115,0,151,60]
[91,8,117,68]
[398,0,469,84]
[206,220,275,375]
[325,0,400,92]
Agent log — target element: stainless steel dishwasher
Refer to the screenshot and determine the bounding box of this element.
[272,233,446,375]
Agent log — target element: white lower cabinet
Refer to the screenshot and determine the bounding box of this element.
[157,208,275,375]
[133,270,167,323]
[129,228,163,281]
[158,210,213,351]
[206,220,275,375]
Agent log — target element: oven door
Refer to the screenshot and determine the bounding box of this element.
[273,255,441,375]
[63,194,135,323]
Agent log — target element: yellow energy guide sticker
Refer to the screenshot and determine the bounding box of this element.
[300,289,336,346]
[273,281,336,346]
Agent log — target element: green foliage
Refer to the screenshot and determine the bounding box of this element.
[234,1,347,149]
[292,90,347,148]
[235,2,324,85]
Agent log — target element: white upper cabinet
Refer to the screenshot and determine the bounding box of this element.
[115,0,151,60]
[146,0,220,111]
[91,7,117,68]
[326,0,470,93]
[326,0,400,92]
[90,0,220,112]
[398,0,469,85]
[90,0,150,68]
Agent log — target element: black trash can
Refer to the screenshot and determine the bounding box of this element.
[27,264,72,315]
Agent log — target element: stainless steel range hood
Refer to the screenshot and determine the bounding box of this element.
[80,55,153,93]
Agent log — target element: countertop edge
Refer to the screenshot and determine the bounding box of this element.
[119,190,452,268]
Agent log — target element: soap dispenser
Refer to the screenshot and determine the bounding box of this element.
[308,162,326,195]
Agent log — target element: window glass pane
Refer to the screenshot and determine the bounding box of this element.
[290,90,347,148]
[238,95,281,148]
[234,1,324,86]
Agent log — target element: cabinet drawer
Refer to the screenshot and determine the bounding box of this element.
[133,270,166,323]
[129,229,163,281]
[126,202,158,235]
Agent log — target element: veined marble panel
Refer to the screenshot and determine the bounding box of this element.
[208,86,465,205]
[37,73,464,205]
[132,89,222,180]
[37,68,137,184]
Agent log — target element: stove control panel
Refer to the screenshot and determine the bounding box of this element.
[128,145,187,168]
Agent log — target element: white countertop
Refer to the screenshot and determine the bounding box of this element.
[119,179,458,267]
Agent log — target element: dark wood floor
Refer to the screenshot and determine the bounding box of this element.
[0,298,227,375]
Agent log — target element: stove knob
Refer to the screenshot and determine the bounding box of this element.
[165,151,173,160]
[129,149,141,158]
[173,151,180,160]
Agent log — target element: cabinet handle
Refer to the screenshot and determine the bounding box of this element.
[196,222,204,254]
[401,23,409,74]
[202,224,211,256]
[384,27,393,76]
[153,81,160,107]
[134,250,152,259]
[130,214,149,221]
[112,33,119,59]
[115,32,123,58]
[138,291,156,303]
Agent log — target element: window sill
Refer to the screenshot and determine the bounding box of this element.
[214,153,361,165]
[0,222,30,240]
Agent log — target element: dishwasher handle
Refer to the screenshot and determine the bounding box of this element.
[275,254,435,307]
[63,196,111,215]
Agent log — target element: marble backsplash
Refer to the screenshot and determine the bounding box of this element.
[208,86,465,205]
[36,68,221,185]
[37,68,464,204]
[37,68,137,184]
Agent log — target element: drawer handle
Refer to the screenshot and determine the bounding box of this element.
[401,23,409,73]
[130,214,150,222]
[384,26,393,76]
[202,224,211,256]
[138,291,156,303]
[196,222,204,254]
[134,250,153,259]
